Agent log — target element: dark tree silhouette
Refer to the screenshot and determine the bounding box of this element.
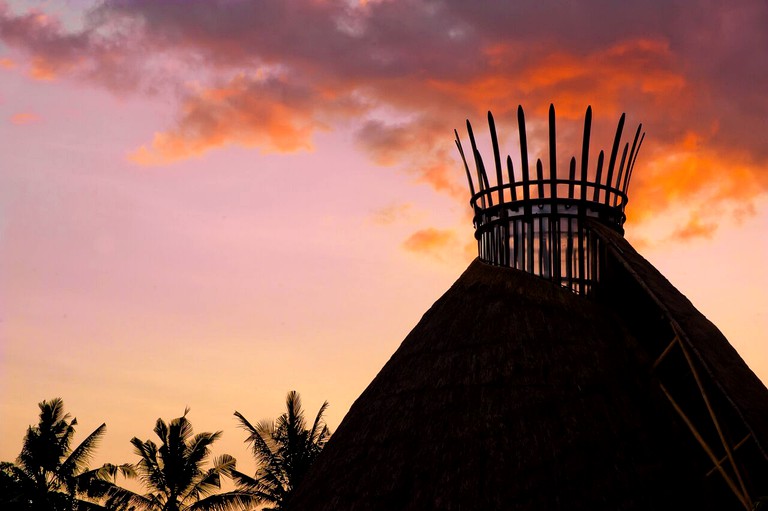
[0,398,132,511]
[106,408,256,511]
[232,391,330,511]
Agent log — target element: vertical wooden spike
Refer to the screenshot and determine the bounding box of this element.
[580,106,592,201]
[488,111,504,204]
[614,142,629,206]
[622,123,642,195]
[454,130,476,198]
[593,150,604,202]
[507,156,518,201]
[466,120,489,209]
[577,221,585,293]
[568,157,576,199]
[518,106,531,202]
[625,131,645,195]
[527,216,534,272]
[551,215,560,281]
[549,104,558,202]
[548,107,558,282]
[475,148,494,206]
[565,218,573,289]
[536,159,545,199]
[605,113,625,205]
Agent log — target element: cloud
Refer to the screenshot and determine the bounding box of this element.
[370,203,415,226]
[0,6,94,80]
[129,73,349,164]
[0,2,165,92]
[402,227,458,260]
[1,0,766,240]
[671,214,718,241]
[10,112,40,125]
[628,135,765,237]
[355,118,465,197]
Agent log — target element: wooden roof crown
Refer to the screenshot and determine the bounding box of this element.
[455,105,645,294]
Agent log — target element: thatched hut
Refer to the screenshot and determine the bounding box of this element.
[287,106,768,510]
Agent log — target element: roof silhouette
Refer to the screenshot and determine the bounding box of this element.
[287,105,768,509]
[287,225,768,510]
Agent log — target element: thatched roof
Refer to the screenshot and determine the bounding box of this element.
[288,231,768,510]
[594,222,768,459]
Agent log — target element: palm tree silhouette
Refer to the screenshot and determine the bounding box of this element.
[0,397,131,511]
[232,391,330,511]
[106,408,256,511]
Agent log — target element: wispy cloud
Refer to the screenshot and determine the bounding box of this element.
[370,203,415,226]
[671,214,717,241]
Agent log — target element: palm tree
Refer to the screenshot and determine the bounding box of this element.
[106,409,256,511]
[0,398,131,511]
[232,391,330,511]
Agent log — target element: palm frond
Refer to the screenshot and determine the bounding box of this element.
[228,469,259,491]
[57,416,78,463]
[233,412,279,469]
[68,498,111,511]
[187,489,261,511]
[211,454,237,476]
[284,391,305,433]
[172,414,195,446]
[77,462,137,501]
[131,437,166,494]
[308,401,329,446]
[230,468,284,506]
[105,485,156,511]
[93,463,137,482]
[184,431,222,470]
[38,398,69,429]
[59,422,107,478]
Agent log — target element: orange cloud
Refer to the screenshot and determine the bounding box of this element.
[29,56,58,80]
[10,112,40,125]
[0,56,15,69]
[402,228,457,259]
[426,38,686,120]
[671,214,717,241]
[416,155,464,198]
[129,74,335,165]
[628,139,764,233]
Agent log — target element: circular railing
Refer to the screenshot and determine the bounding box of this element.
[455,104,644,295]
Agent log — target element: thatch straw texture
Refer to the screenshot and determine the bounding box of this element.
[595,222,768,460]
[288,256,756,510]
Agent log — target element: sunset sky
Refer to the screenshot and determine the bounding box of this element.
[1,0,767,476]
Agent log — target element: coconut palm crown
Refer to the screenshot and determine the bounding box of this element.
[106,409,256,511]
[0,397,130,511]
[232,391,330,511]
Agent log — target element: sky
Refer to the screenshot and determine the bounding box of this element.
[1,0,767,481]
